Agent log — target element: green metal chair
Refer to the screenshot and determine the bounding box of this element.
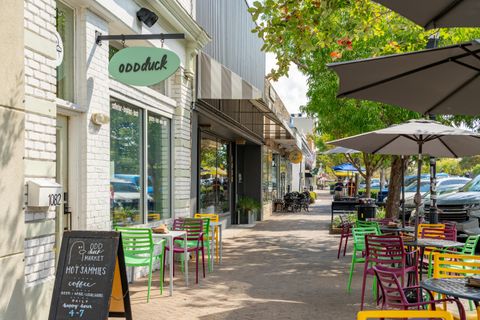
[347,226,381,293]
[355,220,381,234]
[115,227,165,302]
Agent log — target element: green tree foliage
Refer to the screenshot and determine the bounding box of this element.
[472,164,480,177]
[436,159,463,176]
[249,0,480,201]
[460,156,480,174]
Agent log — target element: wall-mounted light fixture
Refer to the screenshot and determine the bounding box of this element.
[136,7,158,28]
[91,113,110,125]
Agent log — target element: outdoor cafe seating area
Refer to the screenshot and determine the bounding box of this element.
[114,213,223,300]
[336,215,480,320]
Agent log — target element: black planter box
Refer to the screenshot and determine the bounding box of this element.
[357,204,377,221]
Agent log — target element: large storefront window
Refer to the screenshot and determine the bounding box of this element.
[56,2,74,101]
[110,99,171,227]
[199,137,230,213]
[147,113,171,222]
[262,148,274,202]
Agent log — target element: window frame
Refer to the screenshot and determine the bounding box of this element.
[56,0,76,104]
[110,97,173,227]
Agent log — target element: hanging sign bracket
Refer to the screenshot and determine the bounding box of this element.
[95,31,185,46]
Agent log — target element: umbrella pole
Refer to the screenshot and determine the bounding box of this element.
[401,155,406,228]
[414,151,423,241]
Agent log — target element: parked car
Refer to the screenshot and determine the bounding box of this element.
[114,174,154,194]
[419,184,467,216]
[403,173,450,189]
[424,175,480,235]
[111,178,153,210]
[388,177,470,209]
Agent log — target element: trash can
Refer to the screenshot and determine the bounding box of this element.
[356,198,377,221]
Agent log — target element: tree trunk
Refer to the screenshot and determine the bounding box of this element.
[365,174,371,198]
[385,155,404,219]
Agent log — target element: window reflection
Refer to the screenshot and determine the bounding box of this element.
[147,113,171,221]
[56,2,74,101]
[110,100,143,226]
[199,138,230,213]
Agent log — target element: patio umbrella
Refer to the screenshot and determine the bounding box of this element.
[329,119,480,238]
[372,0,480,29]
[328,40,480,116]
[332,163,359,172]
[323,146,360,155]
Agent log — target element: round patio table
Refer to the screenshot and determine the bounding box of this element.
[404,239,464,281]
[421,278,480,303]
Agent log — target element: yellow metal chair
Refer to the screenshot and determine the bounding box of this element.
[194,213,220,263]
[357,310,454,320]
[417,223,445,238]
[417,223,447,265]
[432,252,480,320]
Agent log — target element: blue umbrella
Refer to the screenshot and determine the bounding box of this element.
[332,163,359,172]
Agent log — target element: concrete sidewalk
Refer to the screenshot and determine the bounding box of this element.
[126,191,371,320]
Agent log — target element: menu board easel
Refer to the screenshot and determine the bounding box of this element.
[48,231,132,320]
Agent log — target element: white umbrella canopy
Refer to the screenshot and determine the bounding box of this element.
[373,0,480,30]
[329,119,480,235]
[323,146,360,154]
[329,119,480,158]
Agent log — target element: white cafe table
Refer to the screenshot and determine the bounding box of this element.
[152,230,188,296]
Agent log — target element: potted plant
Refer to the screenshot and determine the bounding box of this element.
[237,196,261,225]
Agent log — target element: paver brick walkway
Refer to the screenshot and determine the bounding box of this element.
[127,191,371,320]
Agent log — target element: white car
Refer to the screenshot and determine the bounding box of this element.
[111,178,153,209]
[403,177,471,209]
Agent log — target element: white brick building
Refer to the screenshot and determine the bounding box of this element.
[1,1,209,319]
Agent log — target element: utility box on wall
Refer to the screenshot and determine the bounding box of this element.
[27,180,63,207]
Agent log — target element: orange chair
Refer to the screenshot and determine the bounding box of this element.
[195,213,220,263]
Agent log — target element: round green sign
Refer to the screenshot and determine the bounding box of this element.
[108,47,181,86]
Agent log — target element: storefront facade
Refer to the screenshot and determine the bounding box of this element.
[192,0,266,224]
[2,0,209,319]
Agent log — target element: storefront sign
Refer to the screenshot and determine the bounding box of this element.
[289,150,303,164]
[49,231,132,320]
[109,47,180,86]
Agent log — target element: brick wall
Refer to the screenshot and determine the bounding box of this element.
[24,0,57,287]
[81,10,111,230]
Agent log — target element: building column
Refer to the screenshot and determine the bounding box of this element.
[75,9,111,230]
[170,68,193,218]
[0,1,26,318]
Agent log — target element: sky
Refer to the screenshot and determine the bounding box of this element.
[265,53,309,114]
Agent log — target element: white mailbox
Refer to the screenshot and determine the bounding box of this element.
[27,180,63,207]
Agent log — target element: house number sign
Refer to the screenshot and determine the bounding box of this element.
[108,47,181,86]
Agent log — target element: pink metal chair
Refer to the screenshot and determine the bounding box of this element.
[337,217,352,259]
[373,265,466,320]
[361,234,419,310]
[164,218,206,284]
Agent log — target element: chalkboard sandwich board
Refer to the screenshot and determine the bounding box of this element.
[49,231,132,320]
